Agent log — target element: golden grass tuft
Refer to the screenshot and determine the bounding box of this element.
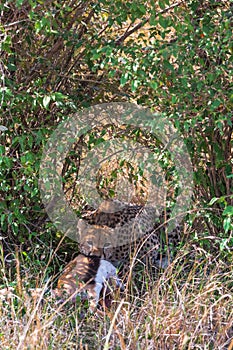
[0,242,232,349]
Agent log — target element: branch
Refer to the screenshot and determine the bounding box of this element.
[115,1,184,46]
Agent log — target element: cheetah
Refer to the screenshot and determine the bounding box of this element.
[78,200,181,271]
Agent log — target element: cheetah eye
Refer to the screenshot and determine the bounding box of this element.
[103,243,111,249]
[86,240,93,247]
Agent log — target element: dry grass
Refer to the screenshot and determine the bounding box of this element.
[0,242,232,350]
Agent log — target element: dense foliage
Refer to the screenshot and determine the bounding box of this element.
[1,0,232,249]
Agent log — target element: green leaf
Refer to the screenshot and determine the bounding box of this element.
[4,156,13,169]
[131,80,140,92]
[91,49,102,60]
[108,189,115,197]
[1,35,12,53]
[43,95,51,109]
[149,81,158,90]
[149,15,157,26]
[1,213,6,227]
[208,197,218,206]
[0,145,5,155]
[223,206,233,216]
[120,72,129,86]
[12,222,19,235]
[7,63,16,71]
[159,1,166,9]
[159,15,170,28]
[171,95,177,104]
[164,60,174,71]
[209,99,222,111]
[219,239,228,251]
[223,217,231,233]
[35,21,42,33]
[138,4,146,15]
[16,0,24,8]
[51,92,67,101]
